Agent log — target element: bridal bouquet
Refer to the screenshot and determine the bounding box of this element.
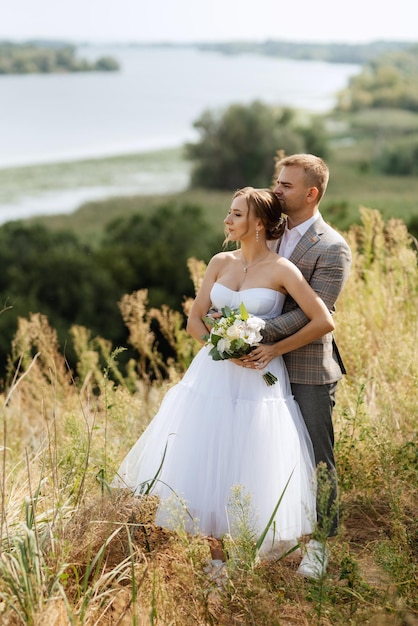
[204,303,278,386]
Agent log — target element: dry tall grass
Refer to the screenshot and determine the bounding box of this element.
[0,208,417,625]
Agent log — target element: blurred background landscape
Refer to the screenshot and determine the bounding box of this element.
[1,32,418,368]
[0,43,359,220]
[1,2,417,624]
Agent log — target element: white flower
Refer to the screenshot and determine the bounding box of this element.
[226,320,245,340]
[217,337,230,354]
[242,328,261,345]
[246,316,265,332]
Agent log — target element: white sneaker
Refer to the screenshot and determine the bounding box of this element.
[203,558,225,574]
[203,559,228,588]
[259,540,301,562]
[297,539,329,579]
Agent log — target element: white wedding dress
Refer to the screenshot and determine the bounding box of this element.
[112,283,316,554]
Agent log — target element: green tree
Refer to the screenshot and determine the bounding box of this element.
[94,56,120,71]
[337,45,418,112]
[296,115,330,159]
[0,43,119,74]
[185,101,305,190]
[375,137,418,176]
[0,223,121,374]
[100,201,220,310]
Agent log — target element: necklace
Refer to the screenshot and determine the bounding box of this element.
[240,250,270,273]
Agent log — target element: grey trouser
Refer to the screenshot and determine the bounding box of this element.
[291,381,338,537]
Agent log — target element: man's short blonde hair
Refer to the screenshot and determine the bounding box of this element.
[276,153,329,202]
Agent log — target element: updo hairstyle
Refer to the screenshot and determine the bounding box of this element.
[233,187,285,240]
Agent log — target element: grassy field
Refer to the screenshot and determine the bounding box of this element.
[0,147,191,232]
[0,210,417,625]
[0,147,189,200]
[23,160,418,249]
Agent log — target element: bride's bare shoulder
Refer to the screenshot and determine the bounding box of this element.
[208,250,237,266]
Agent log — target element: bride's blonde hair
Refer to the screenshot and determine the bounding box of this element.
[233,186,285,240]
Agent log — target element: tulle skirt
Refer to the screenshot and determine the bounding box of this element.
[112,347,316,553]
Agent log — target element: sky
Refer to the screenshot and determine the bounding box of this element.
[1,0,417,45]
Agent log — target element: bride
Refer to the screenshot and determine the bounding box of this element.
[112,187,334,559]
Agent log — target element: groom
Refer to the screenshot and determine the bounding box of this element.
[264,153,352,578]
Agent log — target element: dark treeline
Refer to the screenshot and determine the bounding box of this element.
[0,203,220,382]
[193,40,415,65]
[0,42,119,74]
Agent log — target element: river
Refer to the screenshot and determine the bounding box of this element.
[0,45,359,222]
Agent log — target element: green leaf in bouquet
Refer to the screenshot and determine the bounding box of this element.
[239,301,249,321]
[221,305,233,318]
[230,338,246,354]
[209,348,224,360]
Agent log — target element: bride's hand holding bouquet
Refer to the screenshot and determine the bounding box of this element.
[203,302,278,386]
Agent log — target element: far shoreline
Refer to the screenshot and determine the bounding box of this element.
[0,144,188,172]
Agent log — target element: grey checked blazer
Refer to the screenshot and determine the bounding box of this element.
[264,215,352,385]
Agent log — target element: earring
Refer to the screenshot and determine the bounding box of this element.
[256,229,259,243]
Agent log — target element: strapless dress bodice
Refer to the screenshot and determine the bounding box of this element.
[210,282,285,319]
